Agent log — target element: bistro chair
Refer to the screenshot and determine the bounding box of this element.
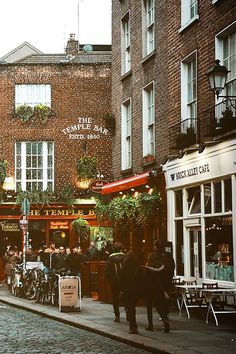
[169,277,183,309]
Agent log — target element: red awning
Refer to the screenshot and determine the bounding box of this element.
[101,172,150,194]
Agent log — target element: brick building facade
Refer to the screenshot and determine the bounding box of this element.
[108,0,236,284]
[0,37,112,275]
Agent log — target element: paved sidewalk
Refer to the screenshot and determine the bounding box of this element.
[0,283,235,354]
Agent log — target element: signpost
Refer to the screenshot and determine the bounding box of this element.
[19,198,30,270]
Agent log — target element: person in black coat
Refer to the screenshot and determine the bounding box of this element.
[67,247,85,278]
[144,239,175,333]
[120,251,144,334]
[105,242,125,322]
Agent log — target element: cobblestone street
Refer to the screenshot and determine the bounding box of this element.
[0,304,150,354]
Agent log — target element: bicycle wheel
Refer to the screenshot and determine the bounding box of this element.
[24,280,37,300]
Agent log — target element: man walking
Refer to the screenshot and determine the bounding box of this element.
[105,242,125,322]
[145,239,175,333]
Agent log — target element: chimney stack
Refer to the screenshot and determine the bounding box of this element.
[65,33,79,55]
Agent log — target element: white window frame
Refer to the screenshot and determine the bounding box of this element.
[180,0,199,32]
[121,99,132,170]
[15,141,54,192]
[142,81,155,157]
[121,12,131,75]
[15,84,51,108]
[181,51,197,129]
[215,22,236,100]
[142,0,155,57]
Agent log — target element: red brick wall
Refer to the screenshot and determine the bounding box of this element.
[111,0,236,180]
[0,62,112,191]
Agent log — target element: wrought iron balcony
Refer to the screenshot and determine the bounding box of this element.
[169,118,197,150]
[201,99,236,138]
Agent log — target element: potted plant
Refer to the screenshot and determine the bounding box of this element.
[15,104,34,123]
[220,107,236,132]
[107,195,137,228]
[71,218,90,241]
[34,104,52,124]
[143,154,155,164]
[176,126,196,148]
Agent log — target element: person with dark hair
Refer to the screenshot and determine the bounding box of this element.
[105,242,125,322]
[144,239,175,333]
[120,251,144,334]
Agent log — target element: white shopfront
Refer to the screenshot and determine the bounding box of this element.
[162,140,236,286]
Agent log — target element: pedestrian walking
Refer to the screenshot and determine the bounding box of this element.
[120,251,144,334]
[105,242,125,322]
[3,246,21,287]
[144,239,175,333]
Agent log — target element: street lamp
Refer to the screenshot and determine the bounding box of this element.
[207,59,236,99]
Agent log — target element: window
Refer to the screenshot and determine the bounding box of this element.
[143,0,155,56]
[121,12,131,75]
[181,0,198,28]
[15,84,51,108]
[15,141,54,191]
[143,82,155,156]
[181,53,197,131]
[187,186,201,214]
[121,99,132,170]
[223,31,236,98]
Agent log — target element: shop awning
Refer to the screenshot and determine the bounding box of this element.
[101,172,150,194]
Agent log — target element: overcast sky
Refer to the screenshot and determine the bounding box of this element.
[0,0,111,57]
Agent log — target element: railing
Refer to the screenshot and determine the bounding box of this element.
[201,99,236,138]
[169,118,197,150]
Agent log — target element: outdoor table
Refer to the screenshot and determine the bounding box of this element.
[175,284,203,319]
[202,288,236,326]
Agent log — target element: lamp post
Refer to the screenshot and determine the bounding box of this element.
[207,59,236,100]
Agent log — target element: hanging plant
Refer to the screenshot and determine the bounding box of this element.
[15,104,34,123]
[107,195,137,228]
[0,159,7,187]
[136,190,162,227]
[60,185,75,207]
[94,195,111,223]
[76,155,98,180]
[15,189,56,209]
[71,218,90,240]
[34,104,52,125]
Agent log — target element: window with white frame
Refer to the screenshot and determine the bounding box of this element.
[121,99,132,170]
[181,53,197,131]
[143,0,155,56]
[181,0,198,28]
[15,141,54,191]
[15,84,51,108]
[216,24,236,116]
[143,82,155,156]
[121,12,131,75]
[223,31,236,98]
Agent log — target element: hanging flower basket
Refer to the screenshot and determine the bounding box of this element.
[71,218,90,240]
[33,104,52,124]
[0,159,7,187]
[15,104,34,123]
[76,155,98,180]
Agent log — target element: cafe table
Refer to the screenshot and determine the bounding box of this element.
[202,288,236,326]
[175,284,203,319]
